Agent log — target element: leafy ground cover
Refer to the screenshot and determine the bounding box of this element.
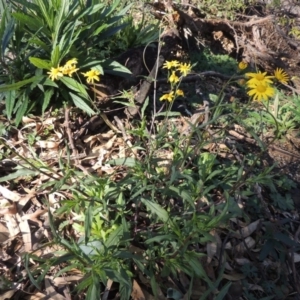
[1,0,300,299]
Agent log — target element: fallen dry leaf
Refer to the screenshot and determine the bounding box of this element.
[131,279,146,300]
[0,185,21,202]
[0,222,9,242]
[233,219,261,239]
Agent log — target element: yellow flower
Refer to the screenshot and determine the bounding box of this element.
[160,91,174,102]
[245,71,273,86]
[177,63,191,76]
[238,61,248,70]
[168,71,179,84]
[176,89,184,96]
[247,83,275,101]
[47,66,63,81]
[274,68,289,84]
[62,65,79,77]
[81,69,100,84]
[64,58,78,68]
[162,60,180,69]
[62,58,79,77]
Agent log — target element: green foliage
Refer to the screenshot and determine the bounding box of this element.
[196,0,250,20]
[191,48,237,75]
[115,14,160,50]
[0,0,132,125]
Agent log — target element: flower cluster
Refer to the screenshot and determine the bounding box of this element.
[245,68,289,101]
[159,60,191,102]
[47,58,100,84]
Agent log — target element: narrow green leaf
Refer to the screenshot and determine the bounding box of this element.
[0,169,38,183]
[42,88,54,114]
[146,234,175,244]
[69,92,95,115]
[105,226,122,248]
[11,12,45,32]
[140,198,169,222]
[0,77,39,92]
[4,89,15,120]
[29,57,51,70]
[141,96,149,118]
[24,253,41,290]
[150,269,158,299]
[119,280,132,300]
[15,96,28,126]
[107,157,137,167]
[215,282,232,300]
[103,60,131,76]
[60,77,88,97]
[1,18,14,58]
[51,45,61,66]
[84,201,93,244]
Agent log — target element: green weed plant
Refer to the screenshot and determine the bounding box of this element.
[0,0,132,125]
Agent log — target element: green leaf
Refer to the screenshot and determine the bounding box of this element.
[103,60,131,76]
[0,77,40,92]
[141,96,149,118]
[60,77,88,97]
[69,92,95,115]
[0,168,38,183]
[4,89,15,120]
[11,12,46,33]
[15,96,28,126]
[105,225,122,248]
[119,280,132,300]
[29,57,51,70]
[79,240,102,256]
[168,186,194,207]
[84,201,93,244]
[146,234,175,244]
[51,45,61,66]
[24,253,41,290]
[1,18,14,58]
[107,157,137,167]
[150,269,158,299]
[140,198,169,222]
[86,273,101,300]
[274,232,298,247]
[42,88,54,114]
[215,282,232,300]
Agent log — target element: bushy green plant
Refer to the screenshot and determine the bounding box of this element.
[0,0,132,125]
[115,14,160,51]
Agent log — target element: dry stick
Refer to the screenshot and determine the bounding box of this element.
[64,106,79,166]
[64,107,91,174]
[125,55,165,117]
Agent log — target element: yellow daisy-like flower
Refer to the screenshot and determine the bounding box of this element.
[274,68,289,84]
[177,63,191,77]
[168,71,179,84]
[62,58,79,77]
[81,69,100,84]
[238,61,248,70]
[64,58,78,68]
[245,71,274,86]
[160,91,174,102]
[247,83,275,101]
[176,89,184,96]
[162,60,180,69]
[62,65,79,77]
[47,66,63,81]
